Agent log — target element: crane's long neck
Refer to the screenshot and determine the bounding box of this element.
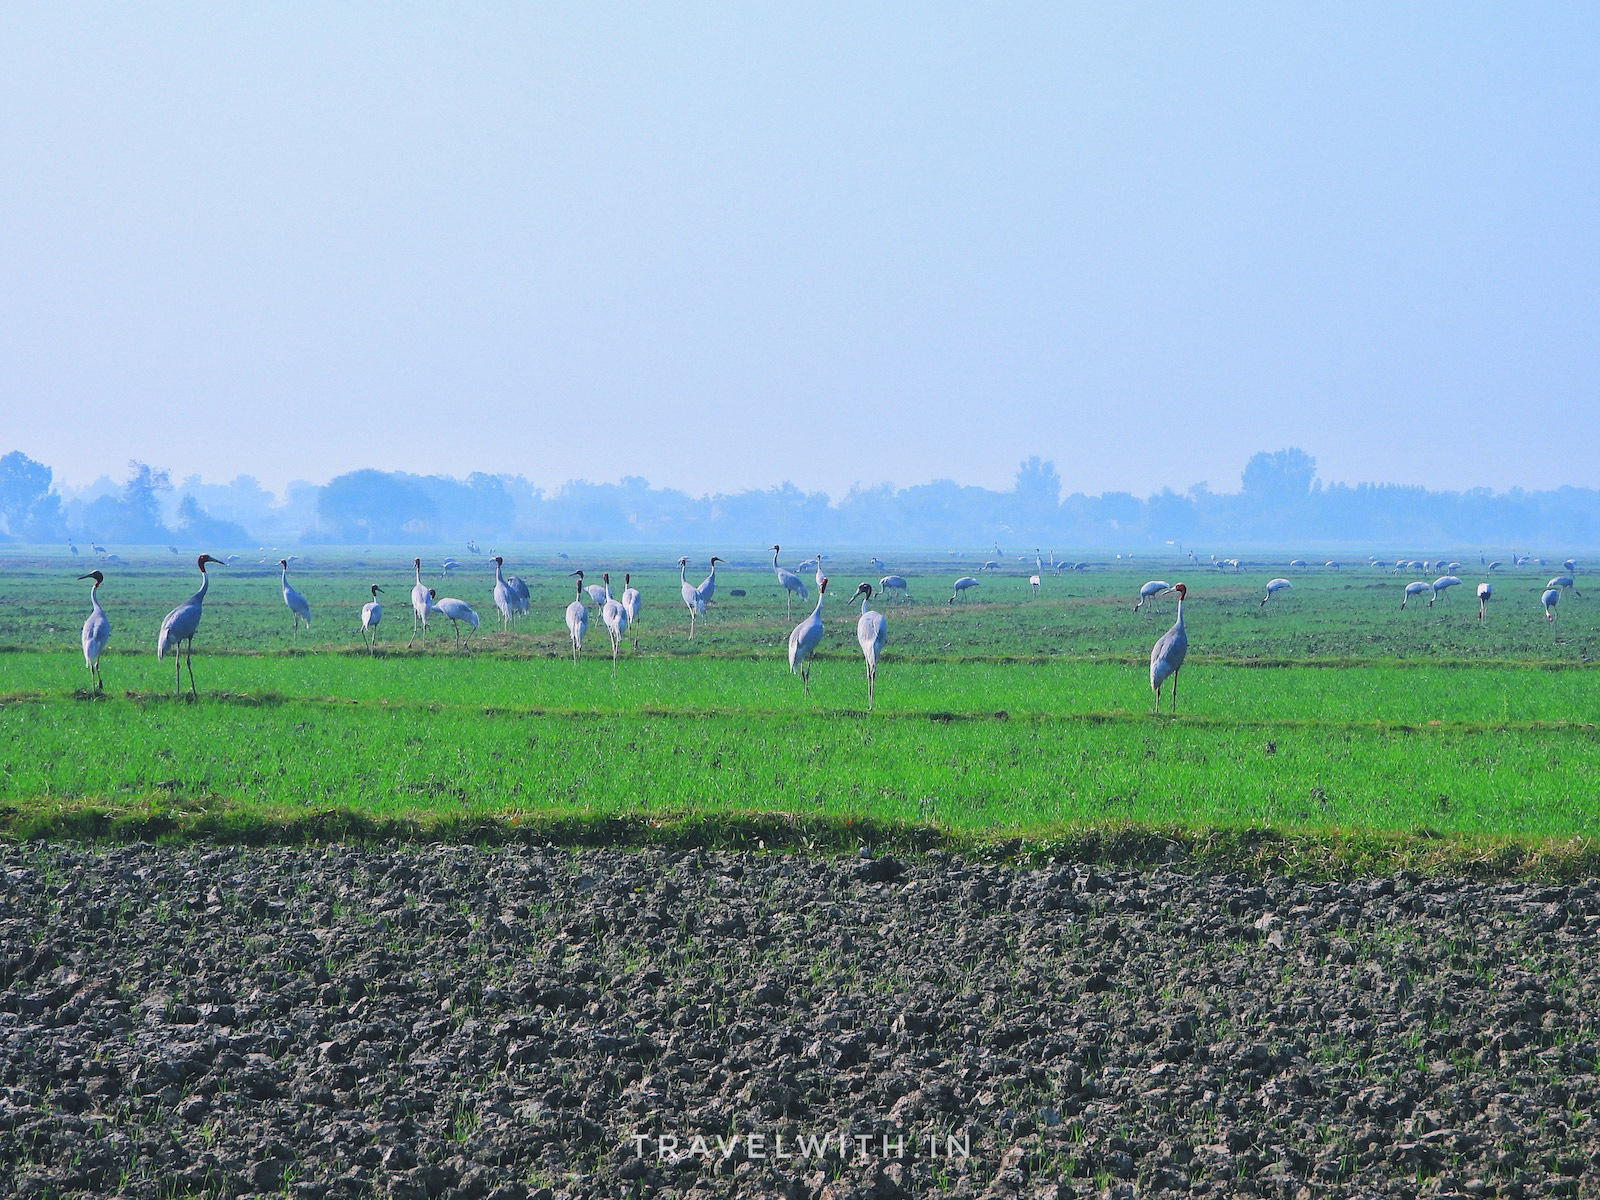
[575,579,584,600]
[680,562,689,583]
[194,566,210,604]
[89,581,102,613]
[415,562,423,585]
[494,561,505,585]
[772,548,780,569]
[811,589,825,619]
[1175,596,1184,628]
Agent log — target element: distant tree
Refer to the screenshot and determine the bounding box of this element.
[0,450,65,540]
[318,470,438,542]
[176,494,252,546]
[1014,457,1062,508]
[1240,448,1317,501]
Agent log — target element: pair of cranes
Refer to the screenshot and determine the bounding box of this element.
[786,575,887,711]
[565,570,640,674]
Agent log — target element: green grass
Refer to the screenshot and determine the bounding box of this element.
[2,546,1597,871]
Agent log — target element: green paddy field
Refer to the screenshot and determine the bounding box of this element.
[1,547,1595,870]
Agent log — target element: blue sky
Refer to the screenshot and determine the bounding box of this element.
[3,5,1596,498]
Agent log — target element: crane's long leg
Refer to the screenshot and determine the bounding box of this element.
[185,641,198,699]
[1171,670,1180,714]
[867,664,875,712]
[175,651,183,697]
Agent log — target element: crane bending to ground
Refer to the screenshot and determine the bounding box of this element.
[771,545,808,620]
[78,570,110,692]
[1134,580,1171,613]
[158,554,224,698]
[1543,588,1560,621]
[949,576,980,603]
[1429,576,1462,607]
[1149,583,1188,714]
[566,573,589,661]
[431,591,479,650]
[678,557,706,638]
[788,577,827,697]
[1401,581,1432,609]
[1261,579,1291,607]
[878,575,910,603]
[279,559,312,640]
[854,583,886,712]
[360,585,383,654]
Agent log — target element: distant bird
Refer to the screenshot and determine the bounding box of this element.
[1029,573,1041,594]
[697,556,724,606]
[78,570,110,692]
[359,585,383,654]
[1289,559,1307,569]
[91,543,106,555]
[440,559,459,577]
[565,572,589,661]
[770,544,809,620]
[1477,581,1491,621]
[1134,580,1171,613]
[1401,581,1431,609]
[1548,574,1582,597]
[788,577,828,697]
[1487,561,1502,573]
[1542,588,1560,621]
[621,573,642,648]
[1325,561,1341,571]
[854,583,886,712]
[278,559,312,640]
[68,542,79,556]
[491,556,516,630]
[1149,583,1188,714]
[600,573,629,676]
[408,557,431,647]
[981,560,1000,572]
[1429,576,1462,607]
[869,557,887,571]
[678,556,706,638]
[1261,578,1292,607]
[1564,558,1577,573]
[157,554,224,698]
[810,553,825,592]
[878,575,910,603]
[585,578,610,606]
[224,554,239,564]
[431,590,479,649]
[949,576,980,603]
[167,545,179,555]
[1447,562,1462,573]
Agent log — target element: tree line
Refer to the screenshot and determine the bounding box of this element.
[2,449,1595,551]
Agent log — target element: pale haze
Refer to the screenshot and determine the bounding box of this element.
[3,5,1596,500]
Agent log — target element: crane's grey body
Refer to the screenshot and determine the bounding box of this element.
[491,557,516,630]
[678,557,706,638]
[1543,588,1560,620]
[878,575,909,603]
[1477,581,1491,620]
[408,558,431,646]
[79,572,109,692]
[770,545,808,619]
[158,555,223,697]
[566,573,588,661]
[621,574,642,648]
[788,578,827,697]
[854,583,886,711]
[279,560,312,639]
[360,584,383,654]
[433,594,478,649]
[1261,578,1291,607]
[1429,576,1462,607]
[600,573,629,675]
[1149,584,1188,713]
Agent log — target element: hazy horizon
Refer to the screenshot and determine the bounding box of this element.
[4,6,1597,498]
